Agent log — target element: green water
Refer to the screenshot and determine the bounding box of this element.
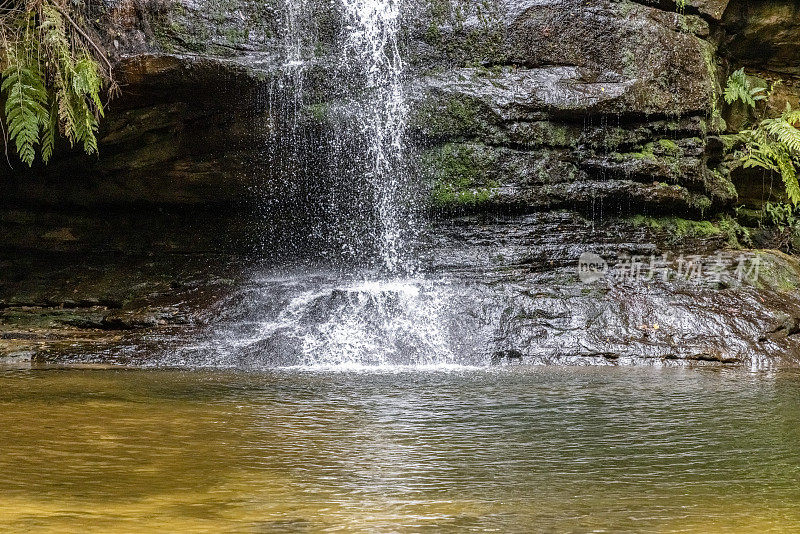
[1,366,799,532]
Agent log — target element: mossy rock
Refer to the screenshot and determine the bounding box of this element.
[752,251,800,292]
[628,215,748,248]
[423,142,500,208]
[409,94,494,140]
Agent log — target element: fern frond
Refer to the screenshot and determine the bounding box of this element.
[764,119,800,153]
[73,54,103,115]
[1,2,113,165]
[741,146,779,173]
[64,88,99,155]
[781,104,800,128]
[775,150,800,205]
[40,5,69,55]
[41,96,57,163]
[56,81,76,144]
[723,68,765,109]
[723,68,748,105]
[750,87,766,101]
[2,47,48,166]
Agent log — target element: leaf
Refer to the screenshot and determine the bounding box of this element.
[723,68,765,109]
[1,47,48,166]
[41,97,58,163]
[765,119,800,153]
[776,150,800,206]
[1,5,110,164]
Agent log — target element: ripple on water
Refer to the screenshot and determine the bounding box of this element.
[0,367,799,532]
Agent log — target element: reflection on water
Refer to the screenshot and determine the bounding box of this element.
[1,366,799,532]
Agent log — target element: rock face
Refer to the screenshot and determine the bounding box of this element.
[425,213,800,366]
[408,0,733,215]
[720,1,800,76]
[1,0,800,365]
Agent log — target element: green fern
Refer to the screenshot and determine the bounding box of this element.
[724,68,766,109]
[41,96,57,163]
[762,104,800,152]
[0,0,112,166]
[1,47,49,166]
[738,103,800,206]
[73,55,103,113]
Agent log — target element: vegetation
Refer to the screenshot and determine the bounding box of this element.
[0,0,115,166]
[425,143,498,208]
[737,104,800,206]
[762,201,800,252]
[723,68,766,109]
[723,69,800,206]
[629,215,749,248]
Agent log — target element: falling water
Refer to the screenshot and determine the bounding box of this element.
[183,0,456,368]
[337,0,415,273]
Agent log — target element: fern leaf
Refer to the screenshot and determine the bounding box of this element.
[723,68,765,109]
[1,4,112,164]
[776,150,800,206]
[765,119,800,153]
[2,48,48,166]
[742,151,778,173]
[41,97,57,163]
[66,90,99,155]
[782,106,800,128]
[73,55,103,115]
[57,85,76,144]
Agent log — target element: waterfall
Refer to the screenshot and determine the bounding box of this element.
[338,0,413,273]
[178,0,459,369]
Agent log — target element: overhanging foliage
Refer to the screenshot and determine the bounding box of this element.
[0,0,116,166]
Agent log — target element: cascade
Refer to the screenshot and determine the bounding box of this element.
[179,0,459,368]
[337,0,413,273]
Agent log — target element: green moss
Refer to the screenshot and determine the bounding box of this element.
[424,143,499,207]
[617,0,636,18]
[682,15,710,37]
[432,182,498,206]
[630,215,720,237]
[420,0,505,66]
[717,214,751,248]
[444,98,479,133]
[599,127,632,151]
[658,139,679,153]
[304,102,331,123]
[688,193,712,214]
[709,109,727,133]
[425,21,443,43]
[412,95,484,139]
[700,40,720,116]
[223,27,249,46]
[754,251,800,291]
[706,168,738,204]
[508,121,577,148]
[629,142,656,160]
[152,0,279,55]
[629,215,749,248]
[620,139,684,177]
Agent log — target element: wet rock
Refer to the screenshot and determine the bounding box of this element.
[1,0,800,368]
[405,0,726,215]
[635,0,730,21]
[427,215,800,366]
[721,1,800,76]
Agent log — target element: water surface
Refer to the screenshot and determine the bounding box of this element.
[1,366,799,532]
